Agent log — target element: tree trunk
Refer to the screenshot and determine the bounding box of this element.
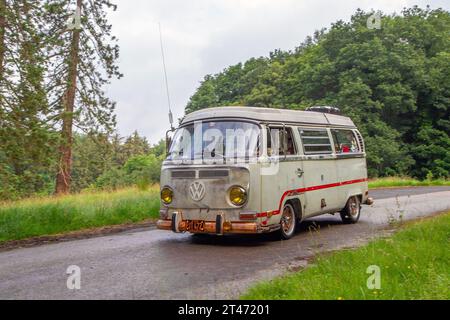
[55,0,82,195]
[0,0,6,80]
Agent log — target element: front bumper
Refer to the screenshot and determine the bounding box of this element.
[156,219,261,234]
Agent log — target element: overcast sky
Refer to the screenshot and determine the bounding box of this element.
[106,0,449,144]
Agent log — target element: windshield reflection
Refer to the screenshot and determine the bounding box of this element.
[167,121,260,163]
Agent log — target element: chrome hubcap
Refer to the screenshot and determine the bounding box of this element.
[349,198,359,216]
[281,205,295,234]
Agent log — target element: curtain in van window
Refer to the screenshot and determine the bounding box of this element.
[331,130,360,153]
[267,127,296,156]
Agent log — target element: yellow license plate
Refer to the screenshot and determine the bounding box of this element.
[185,220,205,232]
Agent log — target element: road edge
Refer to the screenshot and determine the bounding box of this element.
[0,219,157,252]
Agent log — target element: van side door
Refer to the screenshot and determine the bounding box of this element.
[260,125,305,219]
[298,127,340,216]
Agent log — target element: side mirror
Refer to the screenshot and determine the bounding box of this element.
[166,137,172,154]
[165,129,174,155]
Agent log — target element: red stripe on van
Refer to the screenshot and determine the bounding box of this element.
[256,178,368,218]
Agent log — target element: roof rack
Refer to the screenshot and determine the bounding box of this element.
[306,106,341,115]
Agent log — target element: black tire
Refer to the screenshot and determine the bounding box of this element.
[279,203,297,240]
[340,196,361,224]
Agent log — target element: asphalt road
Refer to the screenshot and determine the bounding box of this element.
[369,186,450,200]
[0,186,449,300]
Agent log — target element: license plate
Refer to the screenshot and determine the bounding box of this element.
[185,220,205,232]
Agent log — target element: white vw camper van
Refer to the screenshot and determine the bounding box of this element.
[157,106,373,239]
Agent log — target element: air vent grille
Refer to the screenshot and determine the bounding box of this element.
[198,170,229,178]
[171,170,196,179]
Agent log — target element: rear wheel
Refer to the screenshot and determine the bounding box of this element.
[280,203,297,240]
[340,196,361,224]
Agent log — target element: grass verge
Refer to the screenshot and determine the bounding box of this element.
[368,177,450,189]
[242,212,450,300]
[0,186,160,243]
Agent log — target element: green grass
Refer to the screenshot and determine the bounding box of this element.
[369,177,450,189]
[0,186,161,243]
[242,213,450,300]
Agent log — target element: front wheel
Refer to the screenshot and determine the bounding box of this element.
[279,203,297,240]
[340,196,361,224]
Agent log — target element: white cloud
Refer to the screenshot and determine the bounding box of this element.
[105,0,449,143]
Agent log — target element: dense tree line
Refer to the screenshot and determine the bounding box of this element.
[0,1,165,200]
[71,132,165,193]
[1,125,164,200]
[186,7,449,179]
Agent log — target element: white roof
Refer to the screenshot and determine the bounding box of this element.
[182,106,356,128]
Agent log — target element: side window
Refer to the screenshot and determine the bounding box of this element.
[267,127,296,156]
[331,129,360,153]
[298,128,332,154]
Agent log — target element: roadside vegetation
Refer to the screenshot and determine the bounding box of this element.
[0,186,160,243]
[242,213,450,300]
[368,176,450,189]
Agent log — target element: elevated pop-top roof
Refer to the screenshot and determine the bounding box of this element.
[181,106,355,128]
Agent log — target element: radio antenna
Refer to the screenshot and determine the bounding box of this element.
[159,22,174,130]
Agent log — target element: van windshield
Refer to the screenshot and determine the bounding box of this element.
[167,121,260,162]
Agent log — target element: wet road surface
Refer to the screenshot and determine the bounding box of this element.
[369,186,450,199]
[0,187,449,299]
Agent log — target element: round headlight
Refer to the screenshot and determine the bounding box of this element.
[229,186,247,206]
[161,187,173,204]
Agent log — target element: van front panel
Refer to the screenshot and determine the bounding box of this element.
[160,162,262,222]
[162,166,249,209]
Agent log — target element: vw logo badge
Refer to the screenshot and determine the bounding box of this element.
[189,181,206,201]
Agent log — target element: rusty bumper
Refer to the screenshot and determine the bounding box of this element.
[156,219,259,234]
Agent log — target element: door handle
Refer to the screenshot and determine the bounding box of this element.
[296,168,304,177]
